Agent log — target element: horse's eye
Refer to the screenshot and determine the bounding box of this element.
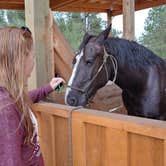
[86,60,92,66]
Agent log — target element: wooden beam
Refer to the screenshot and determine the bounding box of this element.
[0,0,23,4]
[0,0,24,9]
[108,0,166,16]
[135,0,166,10]
[123,0,135,40]
[52,0,122,14]
[25,0,54,89]
[52,0,166,16]
[71,2,110,9]
[52,7,122,16]
[60,1,116,10]
[0,4,24,10]
[52,6,107,13]
[0,0,164,16]
[50,0,76,8]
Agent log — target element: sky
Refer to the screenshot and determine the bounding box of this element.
[101,8,150,39]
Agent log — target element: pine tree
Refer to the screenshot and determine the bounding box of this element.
[0,10,25,27]
[54,12,108,51]
[139,5,166,58]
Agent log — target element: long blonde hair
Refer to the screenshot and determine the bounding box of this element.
[0,27,34,145]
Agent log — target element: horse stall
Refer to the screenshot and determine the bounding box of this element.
[0,0,165,165]
[33,102,166,166]
[34,2,165,165]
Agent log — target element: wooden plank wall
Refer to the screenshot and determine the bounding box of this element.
[33,103,166,166]
[52,15,74,81]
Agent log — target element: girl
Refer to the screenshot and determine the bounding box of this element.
[0,26,64,165]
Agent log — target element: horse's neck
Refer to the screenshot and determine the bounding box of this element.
[110,60,146,92]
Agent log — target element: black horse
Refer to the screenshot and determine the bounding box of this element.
[65,24,166,120]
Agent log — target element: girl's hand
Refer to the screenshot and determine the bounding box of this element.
[50,77,65,90]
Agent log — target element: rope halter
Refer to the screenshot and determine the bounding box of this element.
[67,47,118,102]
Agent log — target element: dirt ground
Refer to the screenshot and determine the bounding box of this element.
[48,84,127,115]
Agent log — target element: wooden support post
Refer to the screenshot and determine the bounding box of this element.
[24,0,54,89]
[107,10,112,26]
[123,0,135,40]
[107,10,112,37]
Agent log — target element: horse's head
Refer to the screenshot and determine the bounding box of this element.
[65,24,112,106]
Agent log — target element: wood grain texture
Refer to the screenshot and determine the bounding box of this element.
[34,103,166,166]
[0,0,165,16]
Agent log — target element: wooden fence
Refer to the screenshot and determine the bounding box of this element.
[33,102,166,166]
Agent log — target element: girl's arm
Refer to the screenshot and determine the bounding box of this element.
[28,77,65,103]
[28,84,53,103]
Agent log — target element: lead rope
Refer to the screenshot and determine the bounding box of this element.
[104,47,118,84]
[68,106,83,166]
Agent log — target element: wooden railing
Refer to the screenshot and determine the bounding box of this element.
[33,102,166,166]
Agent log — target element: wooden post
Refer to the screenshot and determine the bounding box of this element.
[123,0,135,40]
[107,10,112,37]
[107,10,112,26]
[24,0,54,89]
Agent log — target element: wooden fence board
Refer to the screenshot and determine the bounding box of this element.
[72,120,86,166]
[53,116,69,166]
[128,133,163,166]
[40,113,54,166]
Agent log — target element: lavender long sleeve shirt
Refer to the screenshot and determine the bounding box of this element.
[0,84,53,166]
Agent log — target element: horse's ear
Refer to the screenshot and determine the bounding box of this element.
[79,32,91,50]
[83,32,90,42]
[96,23,112,43]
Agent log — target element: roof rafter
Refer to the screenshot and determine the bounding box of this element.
[0,0,164,16]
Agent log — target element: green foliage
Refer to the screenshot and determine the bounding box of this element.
[0,10,121,52]
[0,10,6,27]
[54,12,108,51]
[54,12,122,51]
[139,6,166,58]
[112,29,122,37]
[0,10,25,27]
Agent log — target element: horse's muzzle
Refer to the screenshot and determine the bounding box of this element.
[65,90,87,106]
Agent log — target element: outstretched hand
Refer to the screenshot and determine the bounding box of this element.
[50,77,65,90]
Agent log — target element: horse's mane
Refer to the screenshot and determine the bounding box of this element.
[104,37,164,70]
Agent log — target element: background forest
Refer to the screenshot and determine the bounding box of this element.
[0,5,165,58]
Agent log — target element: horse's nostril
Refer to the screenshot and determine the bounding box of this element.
[68,97,77,106]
